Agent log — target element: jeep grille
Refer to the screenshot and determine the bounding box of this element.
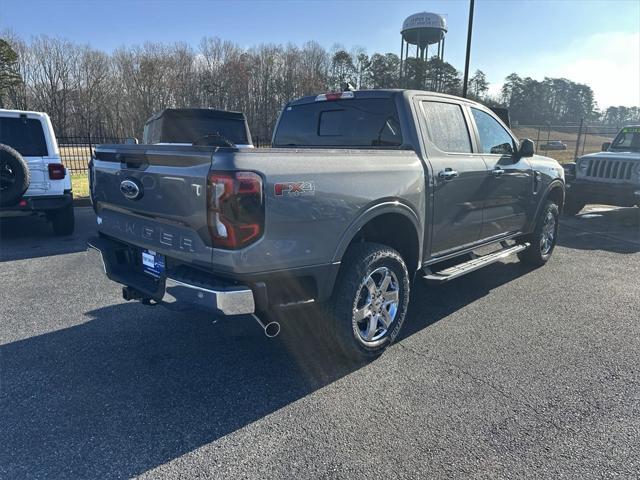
[584,159,634,181]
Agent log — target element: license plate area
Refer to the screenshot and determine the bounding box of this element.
[141,249,166,278]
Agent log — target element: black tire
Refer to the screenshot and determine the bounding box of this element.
[51,204,75,236]
[0,143,30,207]
[328,242,410,362]
[518,200,559,267]
[563,196,585,216]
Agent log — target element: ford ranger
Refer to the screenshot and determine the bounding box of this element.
[564,125,640,215]
[87,90,565,361]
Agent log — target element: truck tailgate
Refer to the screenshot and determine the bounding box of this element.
[92,145,214,267]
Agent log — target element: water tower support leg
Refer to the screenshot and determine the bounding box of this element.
[399,38,404,79]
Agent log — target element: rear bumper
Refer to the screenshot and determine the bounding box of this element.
[87,236,255,316]
[0,193,73,217]
[567,180,640,207]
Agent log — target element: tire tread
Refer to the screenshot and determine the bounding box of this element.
[328,242,410,362]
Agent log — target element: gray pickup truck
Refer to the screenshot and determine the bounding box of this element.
[564,125,640,215]
[88,90,565,360]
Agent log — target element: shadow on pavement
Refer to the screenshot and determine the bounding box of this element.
[0,207,96,262]
[559,206,640,254]
[0,260,532,478]
[401,261,532,340]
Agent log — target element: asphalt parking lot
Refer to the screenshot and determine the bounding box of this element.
[1,206,639,479]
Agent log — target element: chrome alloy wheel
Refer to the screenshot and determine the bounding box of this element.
[540,209,556,255]
[352,266,400,346]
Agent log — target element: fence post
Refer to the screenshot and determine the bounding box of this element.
[546,124,551,149]
[88,132,93,160]
[535,127,541,153]
[573,118,584,160]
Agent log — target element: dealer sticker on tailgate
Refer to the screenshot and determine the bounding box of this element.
[141,249,165,278]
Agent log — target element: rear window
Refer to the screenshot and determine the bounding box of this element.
[273,98,403,147]
[144,116,249,145]
[0,117,48,156]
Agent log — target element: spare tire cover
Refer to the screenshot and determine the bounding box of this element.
[0,143,31,207]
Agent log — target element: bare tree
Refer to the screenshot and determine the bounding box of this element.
[29,36,81,135]
[5,33,613,139]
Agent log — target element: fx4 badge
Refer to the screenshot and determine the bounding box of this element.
[274,181,315,197]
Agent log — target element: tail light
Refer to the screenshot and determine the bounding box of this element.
[315,91,354,102]
[48,163,66,180]
[207,171,264,249]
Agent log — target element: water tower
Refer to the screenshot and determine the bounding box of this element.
[399,12,447,82]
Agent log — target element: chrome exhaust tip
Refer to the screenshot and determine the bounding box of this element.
[264,321,281,338]
[252,314,280,338]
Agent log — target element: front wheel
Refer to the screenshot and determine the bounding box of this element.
[328,242,410,362]
[518,200,559,267]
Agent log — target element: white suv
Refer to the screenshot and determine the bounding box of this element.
[0,109,74,235]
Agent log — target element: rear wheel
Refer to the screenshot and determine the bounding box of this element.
[51,204,75,236]
[328,242,410,362]
[518,200,559,267]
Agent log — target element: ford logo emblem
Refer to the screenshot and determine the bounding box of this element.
[120,179,143,200]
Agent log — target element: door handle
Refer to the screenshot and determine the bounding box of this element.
[438,169,459,181]
[492,167,505,177]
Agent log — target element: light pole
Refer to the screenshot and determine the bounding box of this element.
[462,0,475,98]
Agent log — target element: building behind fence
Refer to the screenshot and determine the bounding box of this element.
[57,124,622,175]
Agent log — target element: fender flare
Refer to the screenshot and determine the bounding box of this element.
[529,180,565,229]
[331,200,422,265]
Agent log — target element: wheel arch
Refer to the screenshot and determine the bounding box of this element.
[527,180,565,231]
[332,201,422,275]
[546,180,565,211]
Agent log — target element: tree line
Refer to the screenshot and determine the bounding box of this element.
[0,33,638,140]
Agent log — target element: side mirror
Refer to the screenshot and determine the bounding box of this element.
[124,137,139,145]
[601,142,611,151]
[518,138,534,158]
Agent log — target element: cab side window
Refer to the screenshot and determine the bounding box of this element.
[421,101,472,153]
[471,108,515,155]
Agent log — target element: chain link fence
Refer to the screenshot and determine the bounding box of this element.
[511,123,622,163]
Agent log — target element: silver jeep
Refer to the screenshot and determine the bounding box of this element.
[565,125,640,215]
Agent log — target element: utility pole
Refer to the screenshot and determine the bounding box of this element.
[574,118,584,161]
[462,0,475,98]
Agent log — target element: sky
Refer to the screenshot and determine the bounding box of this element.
[1,0,638,108]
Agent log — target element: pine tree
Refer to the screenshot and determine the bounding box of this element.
[0,39,22,108]
[469,70,489,99]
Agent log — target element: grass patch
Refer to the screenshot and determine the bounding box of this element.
[71,173,90,198]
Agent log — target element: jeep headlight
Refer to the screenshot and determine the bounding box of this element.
[577,159,589,173]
